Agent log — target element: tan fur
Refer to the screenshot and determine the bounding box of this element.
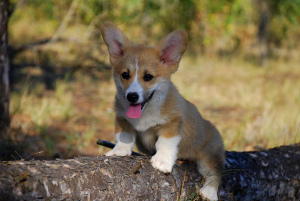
[101,22,225,200]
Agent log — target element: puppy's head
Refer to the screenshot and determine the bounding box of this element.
[101,22,187,119]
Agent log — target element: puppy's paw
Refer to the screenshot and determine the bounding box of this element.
[105,145,132,156]
[151,153,174,173]
[199,186,218,201]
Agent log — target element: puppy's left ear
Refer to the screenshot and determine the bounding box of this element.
[157,29,188,71]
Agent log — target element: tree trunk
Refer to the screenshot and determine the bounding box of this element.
[256,0,271,66]
[0,0,10,143]
[0,144,299,201]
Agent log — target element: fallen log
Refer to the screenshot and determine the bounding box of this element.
[0,144,299,201]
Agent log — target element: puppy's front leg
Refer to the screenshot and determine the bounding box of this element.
[106,118,135,156]
[106,132,135,156]
[151,120,181,173]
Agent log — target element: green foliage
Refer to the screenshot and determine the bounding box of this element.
[269,0,300,46]
[142,0,197,32]
[8,0,300,55]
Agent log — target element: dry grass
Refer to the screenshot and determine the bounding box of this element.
[10,70,115,158]
[175,56,300,150]
[8,5,299,158]
[10,55,300,159]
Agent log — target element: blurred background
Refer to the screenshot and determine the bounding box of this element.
[7,0,300,160]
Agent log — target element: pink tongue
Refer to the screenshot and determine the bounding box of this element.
[126,104,142,119]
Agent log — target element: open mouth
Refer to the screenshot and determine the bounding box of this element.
[141,90,155,110]
[126,90,155,119]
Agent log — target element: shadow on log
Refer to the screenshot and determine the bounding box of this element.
[0,144,299,201]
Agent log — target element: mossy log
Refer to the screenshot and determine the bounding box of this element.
[0,144,299,201]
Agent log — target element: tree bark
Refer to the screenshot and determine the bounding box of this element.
[0,0,10,142]
[0,144,299,201]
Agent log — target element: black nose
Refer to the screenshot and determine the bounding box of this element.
[127,92,139,103]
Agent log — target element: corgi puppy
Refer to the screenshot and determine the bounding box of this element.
[101,22,225,201]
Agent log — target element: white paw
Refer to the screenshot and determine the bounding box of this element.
[105,145,132,156]
[151,153,174,173]
[199,186,218,201]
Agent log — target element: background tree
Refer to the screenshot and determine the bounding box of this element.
[0,0,11,154]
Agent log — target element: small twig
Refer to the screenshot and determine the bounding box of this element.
[14,151,22,160]
[96,139,115,149]
[12,151,45,161]
[23,151,44,161]
[96,139,143,156]
[168,174,179,200]
[10,154,17,161]
[131,162,143,174]
[179,170,187,200]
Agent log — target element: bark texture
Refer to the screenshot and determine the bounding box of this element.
[0,144,300,201]
[0,0,10,140]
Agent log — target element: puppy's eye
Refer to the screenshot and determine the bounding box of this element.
[121,72,130,80]
[143,74,154,82]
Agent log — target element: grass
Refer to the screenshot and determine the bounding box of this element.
[10,71,115,158]
[175,56,300,150]
[11,79,75,127]
[7,3,299,158]
[9,55,300,159]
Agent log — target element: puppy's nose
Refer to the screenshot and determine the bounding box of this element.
[127,92,139,103]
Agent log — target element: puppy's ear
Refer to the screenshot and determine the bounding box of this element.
[101,22,131,64]
[157,29,188,67]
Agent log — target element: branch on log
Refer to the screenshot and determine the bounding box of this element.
[0,144,299,201]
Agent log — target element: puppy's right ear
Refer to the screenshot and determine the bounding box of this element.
[101,22,131,64]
